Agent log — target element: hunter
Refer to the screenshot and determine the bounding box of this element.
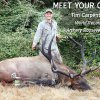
[32,9,62,64]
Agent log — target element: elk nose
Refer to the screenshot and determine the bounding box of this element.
[80,82,91,90]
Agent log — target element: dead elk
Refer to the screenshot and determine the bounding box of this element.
[0,35,99,91]
[41,35,99,91]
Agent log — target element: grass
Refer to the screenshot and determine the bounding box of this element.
[0,78,100,100]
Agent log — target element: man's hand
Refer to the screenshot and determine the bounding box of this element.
[32,43,36,50]
[56,34,62,41]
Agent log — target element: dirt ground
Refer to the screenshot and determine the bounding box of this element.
[0,78,100,100]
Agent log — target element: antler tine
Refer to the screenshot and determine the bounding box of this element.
[48,35,55,62]
[41,34,55,62]
[81,67,99,76]
[51,59,71,77]
[71,67,99,78]
[41,34,49,61]
[72,73,81,78]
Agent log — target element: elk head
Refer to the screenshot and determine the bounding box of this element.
[51,59,96,91]
[41,34,99,91]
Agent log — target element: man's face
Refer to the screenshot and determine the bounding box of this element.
[45,12,53,20]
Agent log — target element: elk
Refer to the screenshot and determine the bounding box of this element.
[0,35,98,91]
[40,35,98,91]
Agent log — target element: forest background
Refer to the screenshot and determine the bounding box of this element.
[0,0,99,76]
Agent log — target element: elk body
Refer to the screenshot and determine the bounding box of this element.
[0,56,56,83]
[0,35,98,91]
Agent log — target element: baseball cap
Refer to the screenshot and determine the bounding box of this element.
[45,9,53,14]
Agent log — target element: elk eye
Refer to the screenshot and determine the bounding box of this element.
[75,82,79,85]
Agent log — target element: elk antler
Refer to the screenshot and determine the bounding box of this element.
[41,35,75,78]
[41,34,55,62]
[81,67,99,76]
[70,67,99,78]
[42,35,100,79]
[51,59,74,78]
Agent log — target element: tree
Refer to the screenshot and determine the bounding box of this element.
[58,0,100,68]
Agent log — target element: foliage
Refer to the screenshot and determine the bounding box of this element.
[57,1,100,68]
[0,32,38,60]
[0,0,99,74]
[0,0,41,60]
